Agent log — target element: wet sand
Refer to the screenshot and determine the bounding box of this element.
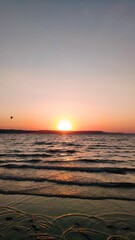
[0,194,135,239]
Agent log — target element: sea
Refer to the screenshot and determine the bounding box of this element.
[0,133,135,201]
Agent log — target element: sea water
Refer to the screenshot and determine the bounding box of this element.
[0,133,135,200]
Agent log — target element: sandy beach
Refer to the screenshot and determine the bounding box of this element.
[0,194,135,240]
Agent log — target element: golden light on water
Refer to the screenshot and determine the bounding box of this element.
[57,119,72,131]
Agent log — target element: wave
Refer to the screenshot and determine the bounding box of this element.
[0,153,52,158]
[46,149,77,154]
[0,189,134,201]
[0,158,126,166]
[0,158,128,166]
[0,149,77,158]
[33,141,54,145]
[61,142,82,147]
[0,159,42,163]
[76,159,125,164]
[34,141,82,147]
[1,175,135,188]
[1,163,135,174]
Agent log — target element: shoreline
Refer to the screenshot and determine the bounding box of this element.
[1,193,135,215]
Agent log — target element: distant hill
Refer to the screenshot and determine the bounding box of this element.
[0,129,127,135]
[0,129,34,134]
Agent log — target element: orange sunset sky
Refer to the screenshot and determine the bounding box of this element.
[0,0,135,133]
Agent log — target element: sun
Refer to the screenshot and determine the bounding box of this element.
[58,119,72,131]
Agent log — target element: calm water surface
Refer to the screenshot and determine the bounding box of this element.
[0,133,135,201]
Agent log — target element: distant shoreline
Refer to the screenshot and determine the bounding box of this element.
[0,129,134,135]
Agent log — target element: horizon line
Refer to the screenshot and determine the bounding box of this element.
[0,128,134,135]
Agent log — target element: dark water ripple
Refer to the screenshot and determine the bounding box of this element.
[1,163,135,174]
[1,174,135,188]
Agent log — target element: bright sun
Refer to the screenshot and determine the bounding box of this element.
[58,120,72,131]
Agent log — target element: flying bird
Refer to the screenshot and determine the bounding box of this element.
[10,116,13,120]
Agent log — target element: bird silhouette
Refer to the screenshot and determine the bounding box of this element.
[10,116,13,120]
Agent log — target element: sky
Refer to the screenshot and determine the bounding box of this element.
[0,0,135,133]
